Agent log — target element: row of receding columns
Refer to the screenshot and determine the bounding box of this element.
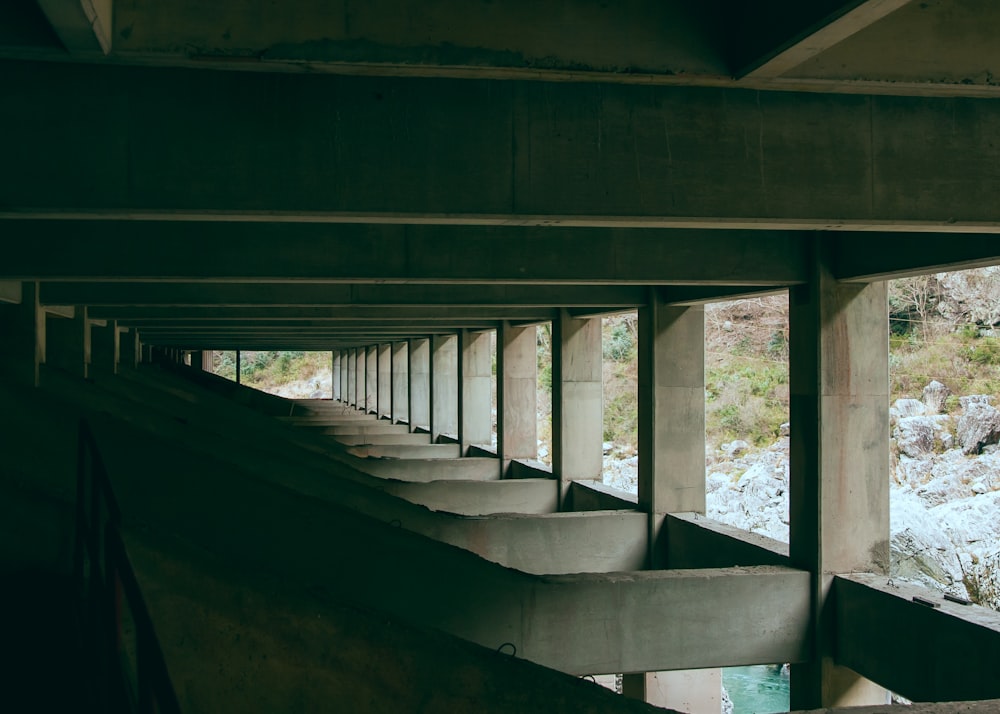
[0,235,889,711]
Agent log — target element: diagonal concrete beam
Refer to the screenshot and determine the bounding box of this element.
[36,0,112,54]
[832,233,1000,281]
[734,1,915,79]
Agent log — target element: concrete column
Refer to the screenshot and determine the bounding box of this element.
[339,350,349,403]
[140,342,152,364]
[623,670,721,714]
[552,311,603,508]
[235,350,242,384]
[347,349,357,407]
[497,322,537,467]
[46,305,90,378]
[201,350,213,371]
[430,334,458,442]
[788,237,890,710]
[391,342,408,424]
[90,320,119,375]
[632,295,712,712]
[408,338,430,431]
[355,347,365,409]
[332,351,342,401]
[377,343,391,420]
[637,296,705,561]
[459,329,492,454]
[120,329,140,370]
[0,281,44,386]
[365,345,378,414]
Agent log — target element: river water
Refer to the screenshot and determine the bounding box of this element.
[723,665,789,713]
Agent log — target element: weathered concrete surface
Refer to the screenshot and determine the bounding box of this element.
[391,341,408,424]
[460,329,493,453]
[789,239,890,709]
[431,333,458,441]
[664,513,790,569]
[325,422,412,435]
[350,443,463,459]
[499,323,537,464]
[332,431,432,446]
[408,337,431,431]
[365,344,377,413]
[124,528,674,714]
[355,457,501,482]
[377,342,391,419]
[382,479,557,517]
[836,574,1000,703]
[624,668,721,714]
[552,312,603,504]
[569,480,639,511]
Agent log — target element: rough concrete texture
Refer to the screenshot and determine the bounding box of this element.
[124,528,676,714]
[664,513,789,570]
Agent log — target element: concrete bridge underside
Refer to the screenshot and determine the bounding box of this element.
[3,1,1000,712]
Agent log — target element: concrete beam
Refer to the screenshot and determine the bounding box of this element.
[0,281,20,304]
[39,283,648,309]
[832,233,1000,281]
[734,1,915,79]
[87,306,558,322]
[664,513,789,570]
[36,0,112,54]
[11,61,1000,229]
[658,285,787,306]
[4,222,807,285]
[836,574,1000,702]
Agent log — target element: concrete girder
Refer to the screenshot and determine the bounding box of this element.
[832,233,1000,281]
[9,61,1000,228]
[87,306,558,321]
[38,282,650,308]
[3,222,807,285]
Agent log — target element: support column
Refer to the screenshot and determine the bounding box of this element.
[459,329,492,454]
[332,351,342,401]
[0,281,44,387]
[90,319,119,375]
[46,305,90,378]
[235,350,242,384]
[408,338,430,432]
[365,345,378,414]
[788,237,890,710]
[355,347,365,409]
[497,322,537,468]
[377,343,391,420]
[120,329,140,370]
[391,342,408,424]
[430,334,458,442]
[201,350,213,371]
[637,295,705,562]
[630,294,714,714]
[339,350,349,403]
[347,349,357,407]
[552,311,603,508]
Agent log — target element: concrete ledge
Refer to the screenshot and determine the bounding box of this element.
[664,513,790,569]
[568,480,638,511]
[356,457,501,482]
[332,432,432,445]
[383,479,558,516]
[508,459,554,480]
[792,703,1000,714]
[347,443,463,459]
[836,573,1000,702]
[326,423,413,436]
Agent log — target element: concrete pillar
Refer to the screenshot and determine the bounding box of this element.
[339,350,349,403]
[355,347,365,409]
[0,281,44,386]
[366,345,378,414]
[632,295,713,712]
[347,349,357,407]
[459,329,492,454]
[120,329,140,370]
[201,350,213,371]
[140,342,152,364]
[235,350,242,384]
[552,311,603,508]
[430,334,458,442]
[637,296,705,562]
[623,670,721,714]
[788,237,890,710]
[90,320,119,375]
[497,322,537,467]
[377,343,391,420]
[46,305,90,378]
[332,351,342,401]
[408,338,430,431]
[391,342,408,424]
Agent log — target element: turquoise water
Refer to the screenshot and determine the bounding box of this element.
[723,665,790,714]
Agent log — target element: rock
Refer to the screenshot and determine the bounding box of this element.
[779,422,790,437]
[893,416,944,458]
[721,685,734,714]
[957,401,1000,455]
[602,441,613,454]
[960,394,993,408]
[922,380,951,414]
[722,440,750,458]
[891,398,927,420]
